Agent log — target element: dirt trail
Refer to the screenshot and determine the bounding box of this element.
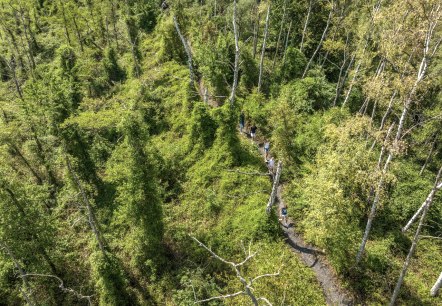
[276,186,354,305]
[251,138,354,305]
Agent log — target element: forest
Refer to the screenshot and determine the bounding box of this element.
[0,0,441,305]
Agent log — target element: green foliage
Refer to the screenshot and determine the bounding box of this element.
[278,47,307,81]
[104,47,126,83]
[0,0,441,305]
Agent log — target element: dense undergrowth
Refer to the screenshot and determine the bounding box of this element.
[0,0,441,305]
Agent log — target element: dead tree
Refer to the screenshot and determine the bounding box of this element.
[24,273,93,305]
[173,16,195,86]
[257,4,270,93]
[402,180,442,233]
[356,5,441,263]
[302,4,333,78]
[272,0,288,70]
[341,0,382,108]
[431,272,442,297]
[191,237,279,305]
[267,161,282,214]
[333,32,350,106]
[0,241,36,306]
[65,155,107,256]
[389,166,442,305]
[419,138,436,175]
[300,0,313,52]
[230,0,239,106]
[281,21,292,66]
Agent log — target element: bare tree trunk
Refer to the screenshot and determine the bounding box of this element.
[431,272,442,297]
[0,241,36,306]
[419,139,436,176]
[8,143,43,185]
[359,59,386,114]
[402,181,442,233]
[300,0,313,52]
[390,167,442,306]
[230,0,239,106]
[8,57,24,100]
[65,155,107,256]
[272,0,287,70]
[342,0,382,108]
[341,61,360,108]
[191,237,278,305]
[173,16,195,87]
[333,33,350,106]
[302,6,333,78]
[281,21,292,66]
[72,17,84,52]
[266,161,282,213]
[17,6,36,71]
[59,0,72,45]
[356,5,440,263]
[252,7,260,59]
[379,90,397,131]
[257,4,270,93]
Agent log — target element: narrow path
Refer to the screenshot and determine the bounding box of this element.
[276,186,354,306]
[250,136,354,305]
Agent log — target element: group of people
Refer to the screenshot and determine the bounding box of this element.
[239,112,288,227]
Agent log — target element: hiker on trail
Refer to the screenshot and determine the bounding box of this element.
[264,140,270,160]
[280,205,288,227]
[239,112,245,134]
[250,124,257,141]
[267,157,275,174]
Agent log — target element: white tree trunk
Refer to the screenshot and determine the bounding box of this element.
[281,21,292,66]
[266,161,282,213]
[173,16,195,86]
[230,0,239,106]
[300,0,313,52]
[419,139,436,175]
[356,5,440,263]
[0,241,35,306]
[65,155,107,256]
[402,181,442,232]
[272,0,287,69]
[431,272,442,297]
[257,4,270,93]
[389,166,442,305]
[302,6,333,78]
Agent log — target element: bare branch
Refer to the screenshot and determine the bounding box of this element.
[191,237,236,267]
[226,169,270,177]
[23,273,93,305]
[194,291,244,303]
[258,297,273,306]
[251,271,280,284]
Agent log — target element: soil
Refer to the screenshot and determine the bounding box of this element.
[276,185,354,306]
[251,135,355,305]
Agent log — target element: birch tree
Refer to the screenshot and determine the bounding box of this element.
[257,3,270,93]
[356,2,441,263]
[389,166,442,305]
[191,237,279,305]
[230,0,239,106]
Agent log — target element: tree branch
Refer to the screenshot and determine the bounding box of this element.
[194,291,244,303]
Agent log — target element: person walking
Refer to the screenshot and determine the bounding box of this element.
[264,140,270,160]
[280,205,288,227]
[250,124,257,141]
[239,112,245,134]
[267,157,275,174]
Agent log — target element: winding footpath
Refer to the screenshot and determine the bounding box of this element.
[253,139,354,305]
[276,186,354,305]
